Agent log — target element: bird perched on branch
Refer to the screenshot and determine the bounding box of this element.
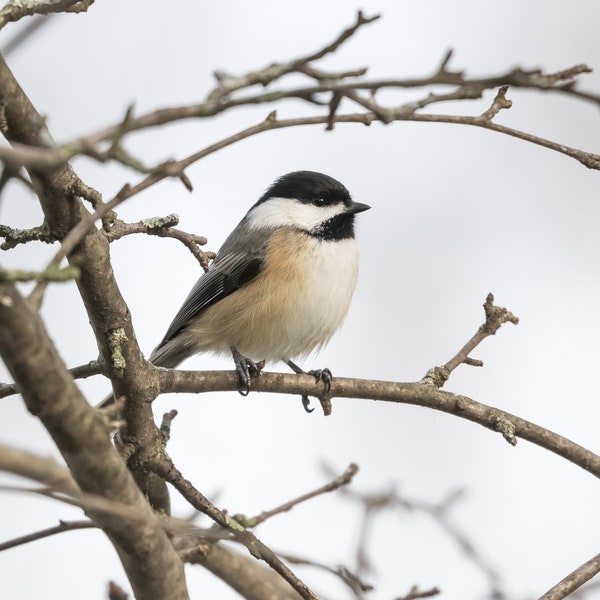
[110,171,370,407]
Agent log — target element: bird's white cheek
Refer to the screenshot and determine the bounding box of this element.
[246,197,345,230]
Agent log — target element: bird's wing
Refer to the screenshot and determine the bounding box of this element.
[158,252,262,344]
[149,225,269,364]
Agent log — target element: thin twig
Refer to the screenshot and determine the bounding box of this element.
[0,360,102,398]
[0,58,596,172]
[332,475,505,598]
[281,553,374,599]
[103,216,213,270]
[238,463,359,527]
[108,581,129,600]
[445,293,519,370]
[395,587,441,600]
[0,519,96,551]
[421,293,519,388]
[32,88,600,295]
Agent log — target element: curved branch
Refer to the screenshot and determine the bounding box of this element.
[37,96,600,280]
[158,369,600,480]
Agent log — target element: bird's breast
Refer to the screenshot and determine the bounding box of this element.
[192,228,360,361]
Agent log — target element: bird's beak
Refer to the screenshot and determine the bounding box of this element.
[346,201,371,215]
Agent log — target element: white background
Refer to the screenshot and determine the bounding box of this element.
[1,1,600,598]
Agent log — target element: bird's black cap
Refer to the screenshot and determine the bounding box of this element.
[255,171,353,208]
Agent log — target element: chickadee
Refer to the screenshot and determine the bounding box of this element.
[151,170,369,396]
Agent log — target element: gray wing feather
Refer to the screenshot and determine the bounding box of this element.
[149,222,270,364]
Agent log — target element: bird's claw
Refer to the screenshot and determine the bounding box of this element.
[285,360,333,415]
[231,348,263,396]
[301,368,333,416]
[307,368,332,395]
[301,395,315,413]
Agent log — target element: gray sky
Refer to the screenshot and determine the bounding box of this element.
[2,1,600,598]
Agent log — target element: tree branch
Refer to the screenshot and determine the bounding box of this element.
[237,463,359,528]
[150,455,320,600]
[0,519,96,551]
[103,215,214,270]
[159,368,600,480]
[422,293,519,387]
[538,552,600,600]
[0,360,102,399]
[0,280,188,599]
[0,52,189,599]
[0,0,94,29]
[0,9,596,177]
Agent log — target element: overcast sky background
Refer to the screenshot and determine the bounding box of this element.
[1,1,600,599]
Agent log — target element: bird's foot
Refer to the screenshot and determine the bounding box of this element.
[286,361,333,415]
[307,368,332,393]
[231,347,264,396]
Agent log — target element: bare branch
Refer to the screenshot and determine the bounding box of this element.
[422,293,519,387]
[150,456,320,600]
[0,279,186,599]
[103,216,214,270]
[0,443,79,495]
[479,85,513,120]
[238,463,359,528]
[295,10,380,65]
[34,89,600,293]
[0,519,96,552]
[395,587,442,600]
[160,368,600,480]
[0,222,57,249]
[281,553,374,599]
[538,552,600,600]
[0,263,78,282]
[0,360,102,399]
[189,542,305,600]
[0,48,596,174]
[0,0,94,29]
[206,10,379,103]
[329,473,505,597]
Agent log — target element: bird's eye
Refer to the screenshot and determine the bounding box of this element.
[313,197,326,206]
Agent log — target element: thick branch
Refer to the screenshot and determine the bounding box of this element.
[197,543,303,600]
[0,281,188,599]
[0,52,188,598]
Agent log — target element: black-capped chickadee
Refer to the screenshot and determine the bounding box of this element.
[149,170,370,395]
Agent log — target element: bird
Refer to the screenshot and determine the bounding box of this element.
[129,171,369,404]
